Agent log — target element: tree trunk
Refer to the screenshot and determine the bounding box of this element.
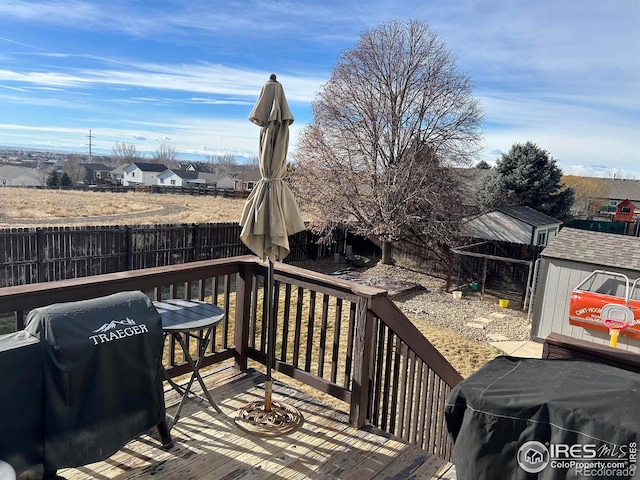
[381,241,393,265]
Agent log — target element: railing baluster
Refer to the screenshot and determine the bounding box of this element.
[281,283,292,362]
[292,287,303,368]
[304,290,316,372]
[249,274,258,349]
[412,359,424,445]
[427,368,439,453]
[272,280,281,361]
[234,264,253,371]
[398,343,409,439]
[389,335,401,435]
[330,297,342,384]
[381,329,393,431]
[405,349,416,441]
[260,273,268,352]
[198,278,205,300]
[417,364,428,449]
[318,294,329,378]
[372,320,385,426]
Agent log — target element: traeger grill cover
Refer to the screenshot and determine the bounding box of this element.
[0,331,44,474]
[445,356,640,480]
[25,291,166,470]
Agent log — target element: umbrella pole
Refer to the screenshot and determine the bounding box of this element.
[264,259,274,412]
[234,258,303,436]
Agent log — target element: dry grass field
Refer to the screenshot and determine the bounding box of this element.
[0,188,248,226]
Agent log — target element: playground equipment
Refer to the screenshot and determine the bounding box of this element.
[569,270,640,346]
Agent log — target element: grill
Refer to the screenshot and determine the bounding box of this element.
[0,291,172,478]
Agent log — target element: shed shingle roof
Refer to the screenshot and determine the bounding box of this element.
[541,227,640,272]
[497,206,561,226]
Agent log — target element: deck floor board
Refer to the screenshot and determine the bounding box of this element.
[18,364,455,480]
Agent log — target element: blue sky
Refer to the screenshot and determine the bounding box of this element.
[0,0,638,178]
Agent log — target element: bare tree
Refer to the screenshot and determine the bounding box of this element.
[291,20,483,263]
[206,153,238,176]
[64,154,85,185]
[562,175,608,218]
[34,156,50,186]
[111,142,144,165]
[152,144,179,168]
[246,154,260,169]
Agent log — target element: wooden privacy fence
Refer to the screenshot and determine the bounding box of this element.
[0,256,462,461]
[0,223,346,288]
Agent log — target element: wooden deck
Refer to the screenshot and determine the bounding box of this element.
[19,364,456,480]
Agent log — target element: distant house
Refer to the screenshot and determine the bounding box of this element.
[157,168,198,187]
[593,178,640,219]
[0,165,42,187]
[122,162,167,186]
[530,227,640,353]
[461,206,562,247]
[109,165,126,184]
[237,168,262,191]
[208,174,236,190]
[82,163,112,184]
[157,169,235,189]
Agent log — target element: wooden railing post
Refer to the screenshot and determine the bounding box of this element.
[349,296,375,428]
[234,262,253,371]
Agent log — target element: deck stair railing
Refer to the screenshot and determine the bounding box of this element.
[0,255,462,462]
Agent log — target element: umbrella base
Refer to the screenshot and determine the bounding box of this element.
[234,399,304,437]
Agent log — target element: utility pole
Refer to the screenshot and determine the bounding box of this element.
[87,129,94,162]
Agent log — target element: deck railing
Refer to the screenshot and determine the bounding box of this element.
[0,255,462,461]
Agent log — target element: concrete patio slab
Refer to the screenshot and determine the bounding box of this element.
[490,340,543,359]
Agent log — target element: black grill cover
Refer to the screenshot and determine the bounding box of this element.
[445,356,640,480]
[25,291,165,470]
[0,331,44,474]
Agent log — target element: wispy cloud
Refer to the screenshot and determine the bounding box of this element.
[0,59,323,102]
[0,0,637,177]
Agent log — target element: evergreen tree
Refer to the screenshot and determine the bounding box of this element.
[46,170,59,188]
[479,141,574,221]
[60,172,73,187]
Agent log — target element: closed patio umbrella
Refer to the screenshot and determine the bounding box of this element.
[237,74,305,435]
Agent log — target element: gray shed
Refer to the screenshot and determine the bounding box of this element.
[530,227,640,353]
[462,206,561,246]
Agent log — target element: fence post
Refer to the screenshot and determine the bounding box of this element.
[36,228,44,283]
[349,296,375,428]
[126,226,133,270]
[191,223,198,262]
[234,262,253,371]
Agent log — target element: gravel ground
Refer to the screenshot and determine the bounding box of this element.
[292,258,532,343]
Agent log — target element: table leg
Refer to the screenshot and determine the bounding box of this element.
[164,328,223,429]
[175,328,223,414]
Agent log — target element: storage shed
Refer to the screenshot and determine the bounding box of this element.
[461,206,561,247]
[530,227,640,353]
